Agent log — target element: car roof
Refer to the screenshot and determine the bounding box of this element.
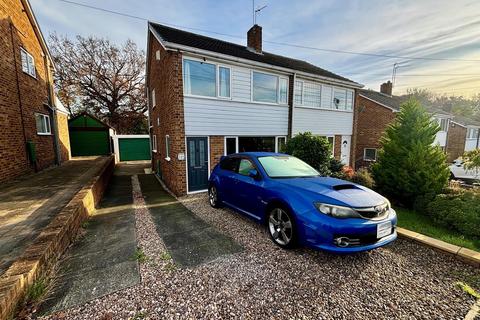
[228,152,287,157]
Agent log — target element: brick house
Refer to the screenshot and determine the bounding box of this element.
[0,0,70,184]
[146,23,362,196]
[353,81,468,167]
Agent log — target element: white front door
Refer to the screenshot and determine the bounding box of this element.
[340,135,351,165]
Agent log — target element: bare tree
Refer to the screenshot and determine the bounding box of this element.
[49,34,147,134]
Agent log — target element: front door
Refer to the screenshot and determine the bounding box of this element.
[187,137,209,192]
[340,135,351,165]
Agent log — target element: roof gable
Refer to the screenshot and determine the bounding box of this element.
[149,22,359,86]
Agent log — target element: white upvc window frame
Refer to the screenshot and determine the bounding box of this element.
[151,134,157,152]
[275,136,287,153]
[251,70,289,106]
[182,57,232,100]
[151,89,156,109]
[20,48,36,78]
[35,113,51,135]
[217,65,232,99]
[294,80,304,106]
[294,78,353,112]
[363,148,377,161]
[224,136,239,155]
[165,135,171,161]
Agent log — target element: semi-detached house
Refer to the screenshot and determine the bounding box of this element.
[146,23,362,196]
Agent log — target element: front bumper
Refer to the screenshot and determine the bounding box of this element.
[298,208,398,253]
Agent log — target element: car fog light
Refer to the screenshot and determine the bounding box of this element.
[334,237,350,247]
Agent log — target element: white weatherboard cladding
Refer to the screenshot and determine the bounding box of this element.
[292,108,353,136]
[232,66,251,101]
[184,96,289,136]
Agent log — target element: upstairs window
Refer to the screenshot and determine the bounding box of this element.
[279,78,288,104]
[183,59,216,97]
[439,118,449,132]
[35,113,51,135]
[294,81,303,105]
[303,82,321,108]
[151,89,156,108]
[21,48,36,78]
[253,72,278,103]
[252,71,288,104]
[468,128,479,139]
[218,66,231,98]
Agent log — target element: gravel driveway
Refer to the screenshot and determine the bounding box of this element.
[36,180,479,320]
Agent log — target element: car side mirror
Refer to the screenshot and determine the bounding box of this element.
[248,169,259,179]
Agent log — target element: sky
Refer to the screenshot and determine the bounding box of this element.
[31,0,480,97]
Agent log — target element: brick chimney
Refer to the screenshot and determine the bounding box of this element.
[247,24,262,53]
[380,81,393,95]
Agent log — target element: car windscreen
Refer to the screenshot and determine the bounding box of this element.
[257,156,320,178]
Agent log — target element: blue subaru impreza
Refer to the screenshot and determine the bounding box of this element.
[208,152,397,253]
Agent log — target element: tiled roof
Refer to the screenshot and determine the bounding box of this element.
[149,22,359,85]
[358,89,406,111]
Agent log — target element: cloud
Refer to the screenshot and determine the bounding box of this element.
[31,0,480,96]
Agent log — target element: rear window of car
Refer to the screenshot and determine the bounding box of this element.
[220,157,239,172]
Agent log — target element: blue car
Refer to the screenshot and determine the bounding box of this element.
[208,152,397,253]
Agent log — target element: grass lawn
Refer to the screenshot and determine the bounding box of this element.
[395,208,480,252]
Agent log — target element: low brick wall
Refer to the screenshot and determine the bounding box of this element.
[0,156,114,320]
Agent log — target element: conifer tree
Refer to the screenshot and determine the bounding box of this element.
[372,99,449,207]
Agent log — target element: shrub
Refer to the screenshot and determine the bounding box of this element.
[427,190,480,238]
[284,132,333,175]
[372,99,449,207]
[329,158,347,178]
[351,167,375,189]
[341,166,355,180]
[463,149,480,177]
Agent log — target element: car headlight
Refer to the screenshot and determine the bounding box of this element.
[314,202,360,219]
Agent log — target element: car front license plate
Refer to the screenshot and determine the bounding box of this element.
[377,221,392,239]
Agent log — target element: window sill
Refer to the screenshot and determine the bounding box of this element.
[363,159,376,162]
[164,157,171,162]
[295,105,353,113]
[23,71,37,80]
[152,149,157,153]
[37,132,52,136]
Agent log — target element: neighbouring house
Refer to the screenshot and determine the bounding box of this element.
[353,81,468,167]
[68,113,115,157]
[0,0,70,183]
[454,116,480,152]
[146,22,361,195]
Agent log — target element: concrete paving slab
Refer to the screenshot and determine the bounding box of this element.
[138,174,242,267]
[38,165,143,315]
[0,157,111,275]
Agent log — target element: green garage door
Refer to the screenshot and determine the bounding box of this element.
[119,138,151,161]
[70,130,110,156]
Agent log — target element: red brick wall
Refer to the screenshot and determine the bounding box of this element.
[334,135,341,161]
[446,122,467,162]
[148,35,186,196]
[56,112,70,162]
[353,94,397,169]
[210,136,224,170]
[0,1,57,183]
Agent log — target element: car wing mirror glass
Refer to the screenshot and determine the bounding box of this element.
[248,169,259,179]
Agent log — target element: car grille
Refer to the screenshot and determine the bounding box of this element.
[355,203,390,220]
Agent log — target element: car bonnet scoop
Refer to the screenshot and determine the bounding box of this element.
[332,184,360,191]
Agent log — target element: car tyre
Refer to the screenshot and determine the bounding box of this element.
[267,206,296,249]
[208,185,222,208]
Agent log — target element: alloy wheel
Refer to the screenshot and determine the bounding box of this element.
[268,208,293,246]
[209,186,217,207]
